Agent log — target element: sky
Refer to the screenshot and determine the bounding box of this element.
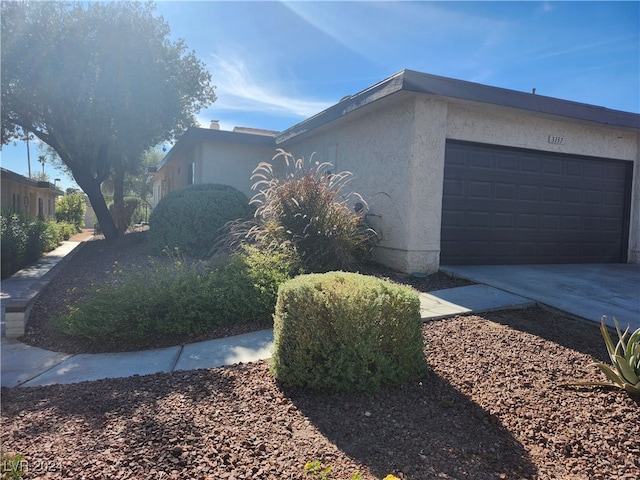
[2,0,638,191]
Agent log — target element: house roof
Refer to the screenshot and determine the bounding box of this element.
[1,167,64,195]
[155,127,276,172]
[276,69,640,143]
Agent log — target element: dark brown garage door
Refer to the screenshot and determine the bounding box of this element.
[440,141,632,265]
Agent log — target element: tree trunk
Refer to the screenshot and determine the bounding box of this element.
[74,171,120,241]
[112,166,128,234]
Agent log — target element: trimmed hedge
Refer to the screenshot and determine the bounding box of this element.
[271,271,427,392]
[148,184,252,257]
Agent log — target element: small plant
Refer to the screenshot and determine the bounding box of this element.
[57,246,301,343]
[592,316,639,395]
[566,316,639,396]
[303,460,362,480]
[1,452,25,479]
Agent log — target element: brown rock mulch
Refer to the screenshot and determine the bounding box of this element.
[3,308,639,479]
[4,232,639,479]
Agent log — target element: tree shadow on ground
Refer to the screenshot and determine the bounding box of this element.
[285,369,539,480]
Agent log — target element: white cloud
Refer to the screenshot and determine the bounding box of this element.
[207,54,332,118]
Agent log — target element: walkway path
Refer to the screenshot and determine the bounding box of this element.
[1,235,533,388]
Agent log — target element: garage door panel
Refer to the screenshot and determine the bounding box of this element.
[441,141,631,264]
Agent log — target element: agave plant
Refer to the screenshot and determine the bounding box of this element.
[576,316,640,395]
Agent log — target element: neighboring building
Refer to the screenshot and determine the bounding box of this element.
[148,70,640,273]
[1,168,64,219]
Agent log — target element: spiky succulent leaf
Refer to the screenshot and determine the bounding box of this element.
[600,317,618,365]
[613,355,639,385]
[623,382,640,395]
[591,362,625,388]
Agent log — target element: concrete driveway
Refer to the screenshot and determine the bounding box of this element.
[441,264,640,331]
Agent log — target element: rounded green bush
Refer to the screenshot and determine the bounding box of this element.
[271,271,427,392]
[148,184,252,257]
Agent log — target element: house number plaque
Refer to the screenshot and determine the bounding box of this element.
[548,135,564,144]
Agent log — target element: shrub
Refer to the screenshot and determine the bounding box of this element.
[1,210,28,278]
[149,184,252,257]
[217,150,377,273]
[0,211,75,279]
[108,196,143,229]
[57,247,302,342]
[271,271,426,392]
[55,192,86,231]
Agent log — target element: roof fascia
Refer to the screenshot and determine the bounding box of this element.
[276,69,639,144]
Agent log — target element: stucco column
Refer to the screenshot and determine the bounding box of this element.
[403,96,449,273]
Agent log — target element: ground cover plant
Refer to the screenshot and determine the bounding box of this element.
[57,240,302,346]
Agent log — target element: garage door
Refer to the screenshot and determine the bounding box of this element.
[440,141,632,264]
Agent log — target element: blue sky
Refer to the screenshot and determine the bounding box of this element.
[2,1,638,191]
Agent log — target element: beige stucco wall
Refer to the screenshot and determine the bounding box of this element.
[283,92,639,272]
[197,140,275,199]
[281,94,447,273]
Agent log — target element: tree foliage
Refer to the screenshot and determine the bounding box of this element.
[1,1,216,239]
[56,192,87,230]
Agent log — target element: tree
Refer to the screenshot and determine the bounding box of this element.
[1,1,216,239]
[56,192,87,231]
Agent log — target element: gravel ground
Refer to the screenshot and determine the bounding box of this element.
[3,232,639,479]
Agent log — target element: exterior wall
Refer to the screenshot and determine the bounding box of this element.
[150,138,276,209]
[282,92,639,271]
[1,171,60,219]
[281,93,445,273]
[197,140,276,198]
[446,100,640,264]
[149,86,639,272]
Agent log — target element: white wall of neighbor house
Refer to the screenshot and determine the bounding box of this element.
[445,99,640,264]
[198,140,276,199]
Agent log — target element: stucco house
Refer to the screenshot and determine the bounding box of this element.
[1,168,63,219]
[148,70,640,273]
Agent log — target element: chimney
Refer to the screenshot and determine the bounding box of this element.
[210,120,220,130]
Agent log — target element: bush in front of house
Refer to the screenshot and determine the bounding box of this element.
[148,184,253,257]
[56,245,302,343]
[1,210,29,278]
[1,210,78,279]
[216,149,377,273]
[271,271,427,392]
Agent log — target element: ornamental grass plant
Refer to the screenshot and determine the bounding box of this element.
[215,149,377,273]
